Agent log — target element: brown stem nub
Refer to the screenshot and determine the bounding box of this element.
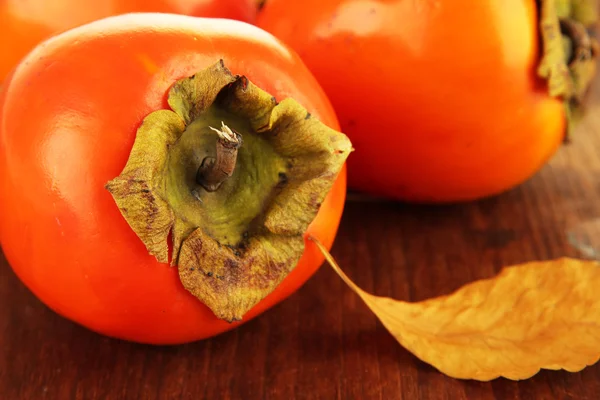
[197,122,243,192]
[560,18,595,65]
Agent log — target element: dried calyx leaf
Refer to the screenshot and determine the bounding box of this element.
[311,237,600,381]
[538,0,598,138]
[106,60,351,322]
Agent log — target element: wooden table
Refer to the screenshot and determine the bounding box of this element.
[3,84,600,400]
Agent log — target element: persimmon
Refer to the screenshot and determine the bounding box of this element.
[0,14,350,344]
[257,0,598,202]
[0,0,257,82]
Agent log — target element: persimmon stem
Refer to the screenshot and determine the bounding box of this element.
[560,18,596,66]
[197,122,242,192]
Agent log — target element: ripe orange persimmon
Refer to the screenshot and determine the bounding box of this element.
[0,0,257,81]
[258,0,597,202]
[0,14,350,344]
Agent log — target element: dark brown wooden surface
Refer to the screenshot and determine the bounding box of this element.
[3,86,600,400]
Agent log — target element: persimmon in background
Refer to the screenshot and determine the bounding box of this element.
[0,0,257,81]
[257,0,598,202]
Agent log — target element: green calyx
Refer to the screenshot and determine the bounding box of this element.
[538,0,598,138]
[105,60,352,322]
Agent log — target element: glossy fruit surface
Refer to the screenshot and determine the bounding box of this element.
[257,0,566,202]
[0,0,257,81]
[0,14,346,344]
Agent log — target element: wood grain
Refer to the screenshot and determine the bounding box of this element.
[2,80,600,400]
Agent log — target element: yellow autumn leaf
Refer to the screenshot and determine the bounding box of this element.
[310,237,600,381]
